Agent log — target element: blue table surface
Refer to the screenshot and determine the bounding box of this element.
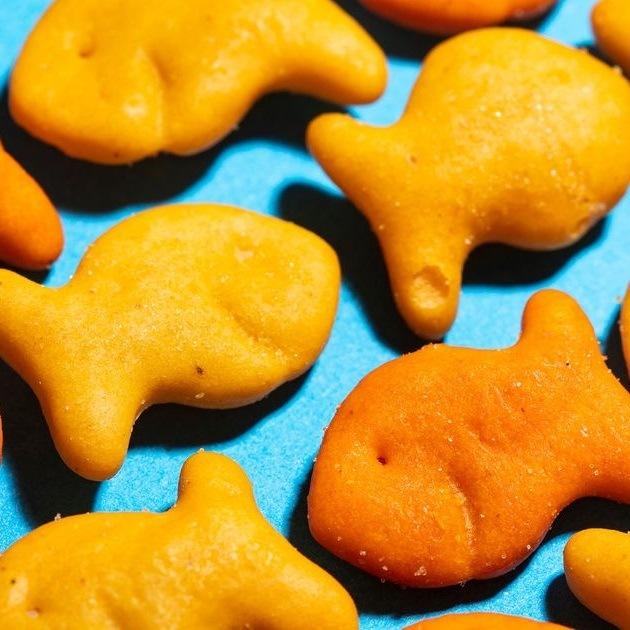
[0,1,628,628]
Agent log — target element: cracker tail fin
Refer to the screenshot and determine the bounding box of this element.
[277,1,386,104]
[174,451,253,511]
[40,374,144,481]
[520,289,630,500]
[175,451,359,630]
[308,112,471,339]
[518,290,603,357]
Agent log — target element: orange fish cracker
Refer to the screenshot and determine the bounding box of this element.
[0,204,340,480]
[593,0,630,75]
[406,613,569,629]
[360,0,557,34]
[308,29,630,339]
[0,143,63,269]
[0,452,358,629]
[564,529,630,629]
[308,290,630,587]
[10,0,386,164]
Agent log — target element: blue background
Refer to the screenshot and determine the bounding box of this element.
[0,1,628,627]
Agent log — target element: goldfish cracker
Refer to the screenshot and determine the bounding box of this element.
[308,28,630,340]
[0,451,358,629]
[0,203,340,480]
[0,142,63,269]
[10,0,386,165]
[593,0,630,76]
[308,290,630,587]
[405,613,570,629]
[622,286,630,377]
[564,529,630,629]
[360,0,557,34]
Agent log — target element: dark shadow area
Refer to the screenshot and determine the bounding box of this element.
[577,44,612,66]
[279,183,421,355]
[0,87,344,213]
[464,220,607,287]
[335,0,560,62]
[580,44,629,81]
[335,0,444,60]
[543,502,625,628]
[509,1,563,31]
[129,372,309,449]
[605,306,630,391]
[546,576,613,630]
[0,265,50,285]
[0,360,99,528]
[547,497,630,539]
[288,470,531,617]
[236,92,344,148]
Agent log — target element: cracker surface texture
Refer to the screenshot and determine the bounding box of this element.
[0,204,340,480]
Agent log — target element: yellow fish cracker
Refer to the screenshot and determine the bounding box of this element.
[10,0,387,164]
[0,452,358,629]
[308,29,630,339]
[0,204,340,480]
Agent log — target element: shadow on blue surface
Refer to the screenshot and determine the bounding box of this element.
[334,0,443,60]
[129,372,309,449]
[0,350,309,529]
[279,184,422,355]
[0,86,344,213]
[280,183,609,351]
[543,496,627,630]
[463,220,607,287]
